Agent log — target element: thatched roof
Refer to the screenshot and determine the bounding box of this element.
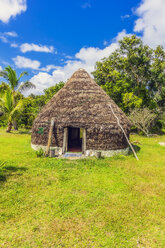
[33,68,131,130]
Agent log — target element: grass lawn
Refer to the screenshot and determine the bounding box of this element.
[0,128,165,248]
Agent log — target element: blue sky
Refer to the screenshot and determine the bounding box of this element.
[0,0,165,95]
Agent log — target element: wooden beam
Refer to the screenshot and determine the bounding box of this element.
[82,128,87,154]
[63,127,68,154]
[45,118,55,156]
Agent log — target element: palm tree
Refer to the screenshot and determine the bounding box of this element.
[0,88,24,132]
[0,66,35,131]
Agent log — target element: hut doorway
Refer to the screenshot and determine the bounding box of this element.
[68,127,82,152]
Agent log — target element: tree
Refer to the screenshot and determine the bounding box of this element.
[92,35,164,113]
[0,66,35,130]
[128,108,157,136]
[149,46,165,110]
[17,97,37,129]
[0,88,24,132]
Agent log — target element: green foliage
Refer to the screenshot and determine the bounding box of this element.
[0,88,24,127]
[17,97,37,129]
[35,148,44,157]
[0,78,65,129]
[149,45,165,108]
[92,35,165,113]
[0,66,34,92]
[0,66,36,130]
[122,92,142,112]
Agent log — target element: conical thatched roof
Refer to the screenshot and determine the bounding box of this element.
[33,68,130,130]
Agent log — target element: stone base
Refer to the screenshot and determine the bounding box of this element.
[85,147,129,157]
[31,143,63,156]
[31,143,129,157]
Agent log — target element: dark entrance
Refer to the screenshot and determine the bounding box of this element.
[68,127,82,152]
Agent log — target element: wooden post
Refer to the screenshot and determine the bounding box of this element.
[63,128,68,154]
[96,151,101,158]
[82,128,87,154]
[45,118,55,156]
[50,149,55,157]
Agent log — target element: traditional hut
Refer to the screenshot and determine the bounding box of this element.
[31,68,131,157]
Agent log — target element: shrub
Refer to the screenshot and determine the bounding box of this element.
[36,148,44,157]
[129,108,157,136]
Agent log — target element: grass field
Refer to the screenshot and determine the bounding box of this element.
[0,129,165,248]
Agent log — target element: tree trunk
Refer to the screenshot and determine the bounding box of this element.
[13,120,18,130]
[6,121,12,133]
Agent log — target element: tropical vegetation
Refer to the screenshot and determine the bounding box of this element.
[0,66,35,132]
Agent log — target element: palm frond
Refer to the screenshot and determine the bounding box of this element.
[10,100,23,119]
[5,66,18,90]
[4,90,13,113]
[13,91,24,101]
[18,71,28,82]
[0,70,8,80]
[0,95,10,118]
[0,82,10,96]
[0,97,5,107]
[18,81,36,92]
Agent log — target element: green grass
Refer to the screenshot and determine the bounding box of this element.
[0,129,165,248]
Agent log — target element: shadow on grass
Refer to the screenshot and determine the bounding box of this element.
[18,130,31,134]
[10,129,31,135]
[0,162,28,182]
[128,144,141,155]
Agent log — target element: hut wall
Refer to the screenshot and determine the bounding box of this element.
[31,122,63,147]
[31,123,130,156]
[86,128,129,150]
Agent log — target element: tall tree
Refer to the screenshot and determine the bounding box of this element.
[0,88,23,132]
[149,45,165,110]
[92,35,164,113]
[0,66,35,130]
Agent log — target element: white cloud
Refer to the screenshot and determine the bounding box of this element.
[41,65,57,72]
[0,0,27,23]
[0,34,8,43]
[13,56,41,70]
[103,40,108,46]
[20,43,55,53]
[12,55,57,73]
[27,30,128,95]
[11,43,19,48]
[0,31,18,43]
[27,72,56,95]
[65,55,73,59]
[134,0,165,48]
[0,66,2,71]
[4,31,18,37]
[121,14,130,20]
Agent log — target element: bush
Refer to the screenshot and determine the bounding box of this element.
[36,148,44,157]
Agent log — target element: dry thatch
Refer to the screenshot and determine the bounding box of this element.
[31,68,131,150]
